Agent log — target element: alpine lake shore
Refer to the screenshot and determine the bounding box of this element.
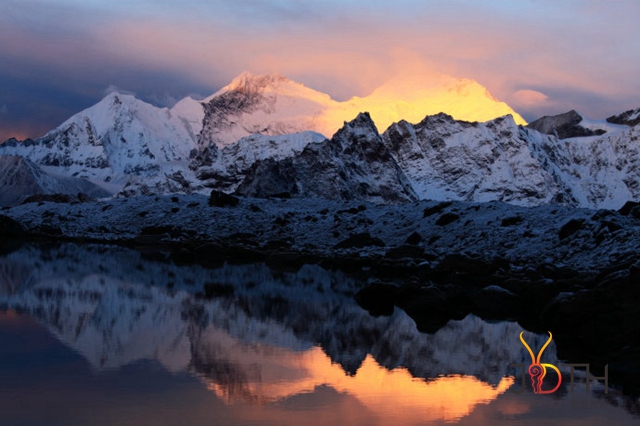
[2,190,640,395]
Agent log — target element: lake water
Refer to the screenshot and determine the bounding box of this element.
[0,243,638,425]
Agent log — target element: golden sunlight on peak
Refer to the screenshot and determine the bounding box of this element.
[197,340,514,424]
[205,69,527,146]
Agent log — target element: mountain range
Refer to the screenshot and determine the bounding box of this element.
[1,72,639,209]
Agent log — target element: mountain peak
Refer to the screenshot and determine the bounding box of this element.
[607,107,640,127]
[527,110,608,139]
[225,71,291,93]
[341,112,379,135]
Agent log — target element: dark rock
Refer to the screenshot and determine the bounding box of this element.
[435,254,497,276]
[355,282,399,316]
[384,245,424,259]
[209,190,239,207]
[423,201,452,218]
[273,216,289,227]
[528,110,606,139]
[435,212,460,226]
[606,108,640,127]
[559,219,585,240]
[404,232,422,245]
[501,216,523,226]
[0,215,26,238]
[598,220,623,233]
[471,285,521,319]
[140,225,183,238]
[521,281,560,313]
[334,232,385,249]
[619,201,640,217]
[262,239,293,251]
[337,207,360,215]
[77,193,92,203]
[21,193,76,204]
[538,264,579,280]
[395,286,459,333]
[34,225,62,236]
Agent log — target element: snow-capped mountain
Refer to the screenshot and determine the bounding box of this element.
[236,113,417,203]
[0,155,111,206]
[194,71,526,152]
[382,114,571,206]
[0,92,204,195]
[1,71,640,209]
[524,123,640,208]
[196,72,338,150]
[380,112,640,208]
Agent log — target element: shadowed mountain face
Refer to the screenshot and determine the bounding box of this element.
[0,155,111,206]
[236,113,418,203]
[607,108,640,127]
[527,110,606,139]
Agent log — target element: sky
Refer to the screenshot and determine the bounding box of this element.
[1,0,639,141]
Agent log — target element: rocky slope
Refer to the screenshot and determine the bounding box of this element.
[236,113,417,203]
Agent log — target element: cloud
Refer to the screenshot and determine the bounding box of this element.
[511,90,549,107]
[0,104,7,114]
[1,0,640,137]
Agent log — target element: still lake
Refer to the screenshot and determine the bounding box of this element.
[0,243,638,425]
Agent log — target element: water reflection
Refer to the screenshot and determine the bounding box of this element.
[0,243,638,425]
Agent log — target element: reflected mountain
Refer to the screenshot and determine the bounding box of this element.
[0,243,637,424]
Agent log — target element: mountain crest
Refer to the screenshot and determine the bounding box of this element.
[527,110,607,139]
[607,108,640,127]
[338,112,380,137]
[224,72,290,93]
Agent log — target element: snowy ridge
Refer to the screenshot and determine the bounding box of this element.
[524,125,640,208]
[383,114,569,206]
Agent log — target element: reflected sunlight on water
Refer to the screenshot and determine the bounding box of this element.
[202,341,514,424]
